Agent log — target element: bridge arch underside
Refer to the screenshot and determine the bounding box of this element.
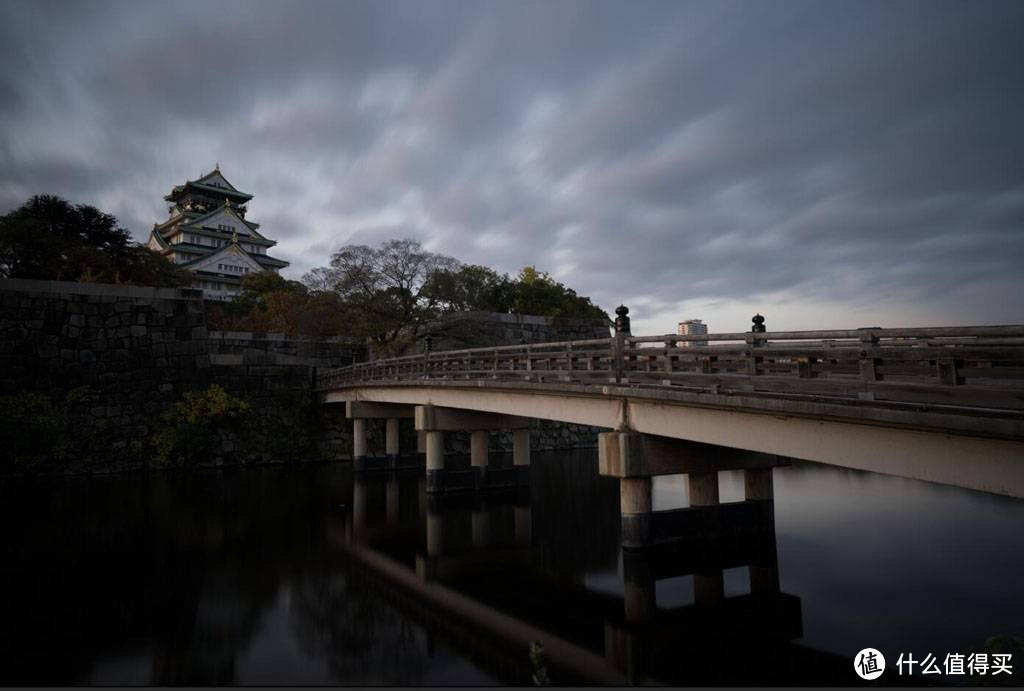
[324,383,1024,499]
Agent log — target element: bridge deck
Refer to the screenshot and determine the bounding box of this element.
[317,325,1024,497]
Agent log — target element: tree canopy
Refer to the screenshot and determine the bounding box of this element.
[0,194,190,287]
[210,238,609,351]
[298,239,609,352]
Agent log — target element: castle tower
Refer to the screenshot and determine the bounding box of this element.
[146,165,289,299]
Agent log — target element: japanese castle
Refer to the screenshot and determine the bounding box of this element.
[147,165,289,299]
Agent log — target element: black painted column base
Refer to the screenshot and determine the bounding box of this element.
[356,454,424,472]
[425,466,533,494]
[621,513,652,550]
[353,456,390,472]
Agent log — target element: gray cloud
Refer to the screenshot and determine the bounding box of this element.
[1,0,1022,333]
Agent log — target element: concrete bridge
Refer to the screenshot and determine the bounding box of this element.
[318,311,1024,525]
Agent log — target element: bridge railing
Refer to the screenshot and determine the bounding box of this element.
[317,325,1024,411]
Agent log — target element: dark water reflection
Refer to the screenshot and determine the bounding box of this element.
[1,451,1022,685]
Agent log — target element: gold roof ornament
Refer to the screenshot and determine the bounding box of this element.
[231,230,239,244]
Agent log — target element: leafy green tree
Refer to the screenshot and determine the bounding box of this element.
[421,263,509,312]
[153,385,251,466]
[0,194,190,287]
[502,266,609,321]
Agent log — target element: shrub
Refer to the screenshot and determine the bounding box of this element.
[154,385,250,466]
[0,387,97,471]
[0,392,65,469]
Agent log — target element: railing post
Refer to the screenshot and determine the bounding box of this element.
[614,305,630,384]
[796,356,813,378]
[663,338,676,374]
[858,328,880,400]
[937,357,961,385]
[746,314,765,378]
[423,335,433,379]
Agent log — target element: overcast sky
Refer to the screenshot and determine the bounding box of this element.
[1,0,1021,334]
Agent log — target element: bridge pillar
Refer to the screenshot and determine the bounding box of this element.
[385,418,400,467]
[352,475,367,538]
[426,509,443,558]
[745,467,780,593]
[515,504,532,545]
[622,551,656,624]
[472,507,490,548]
[352,418,367,471]
[694,570,725,606]
[620,476,653,549]
[513,428,531,486]
[417,405,531,493]
[471,430,490,487]
[689,472,720,506]
[425,430,445,493]
[386,474,399,526]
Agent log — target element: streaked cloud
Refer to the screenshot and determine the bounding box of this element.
[1,0,1021,334]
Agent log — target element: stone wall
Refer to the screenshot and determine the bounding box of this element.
[208,330,357,369]
[0,280,607,475]
[0,278,362,474]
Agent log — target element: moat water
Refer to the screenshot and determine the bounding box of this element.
[1,452,1022,685]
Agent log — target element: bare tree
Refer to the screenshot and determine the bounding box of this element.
[303,239,459,353]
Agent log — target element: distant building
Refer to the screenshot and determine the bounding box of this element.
[147,165,289,299]
[677,318,708,346]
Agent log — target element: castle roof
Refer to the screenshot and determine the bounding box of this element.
[163,166,253,202]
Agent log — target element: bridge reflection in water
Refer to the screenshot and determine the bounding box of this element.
[329,452,855,685]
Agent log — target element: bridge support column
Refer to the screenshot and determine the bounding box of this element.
[620,476,653,549]
[471,430,489,488]
[514,504,532,546]
[417,405,531,493]
[385,418,400,468]
[352,475,367,538]
[745,467,780,593]
[352,418,367,471]
[426,510,443,558]
[386,474,399,526]
[472,507,490,548]
[688,472,724,604]
[622,552,656,624]
[346,402,415,472]
[425,430,445,493]
[694,570,724,606]
[689,472,719,506]
[513,429,531,487]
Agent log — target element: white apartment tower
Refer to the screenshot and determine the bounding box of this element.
[677,319,708,347]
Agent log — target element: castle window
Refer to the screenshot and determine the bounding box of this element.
[218,224,234,232]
